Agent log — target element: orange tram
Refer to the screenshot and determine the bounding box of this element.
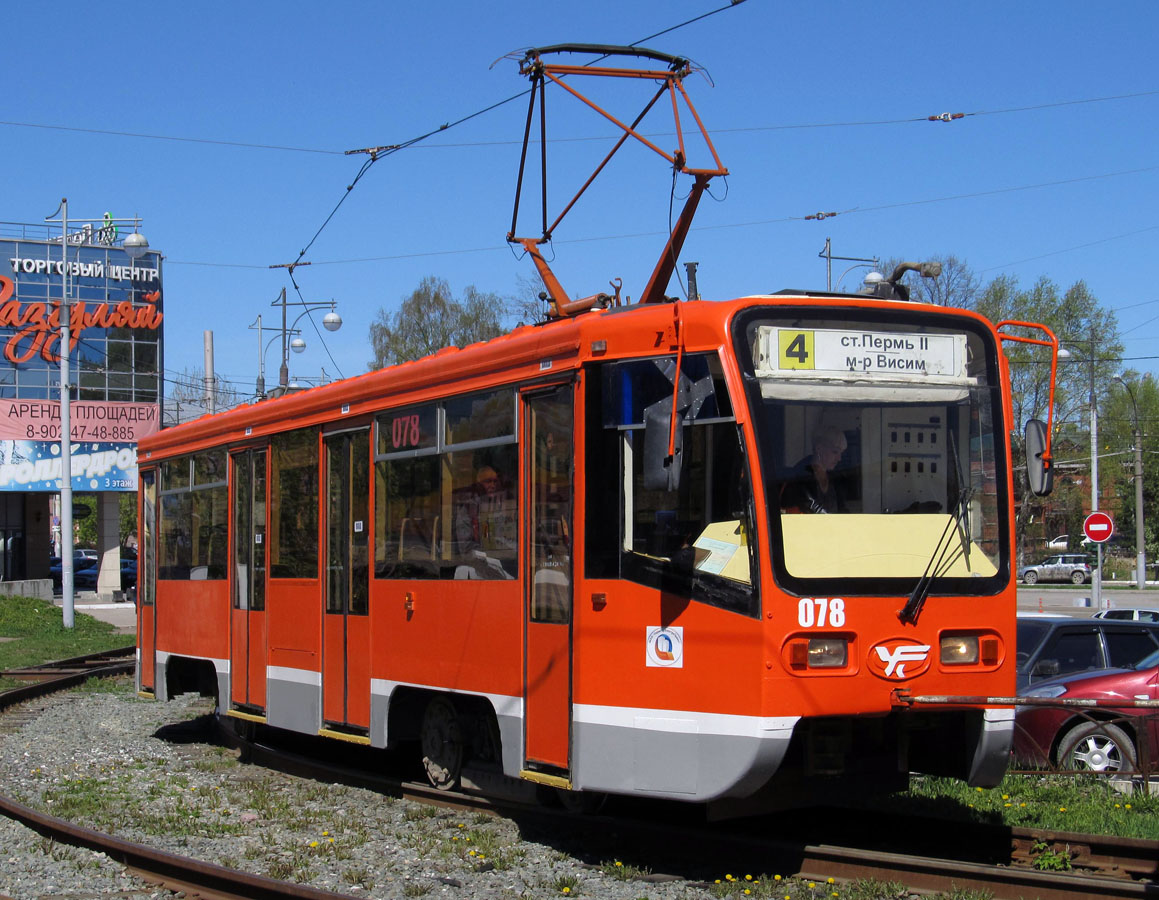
[136,286,1059,815]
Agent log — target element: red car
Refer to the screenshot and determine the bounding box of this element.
[1015,649,1159,773]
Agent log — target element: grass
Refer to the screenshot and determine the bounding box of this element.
[895,773,1159,840]
[708,873,992,899]
[0,594,130,689]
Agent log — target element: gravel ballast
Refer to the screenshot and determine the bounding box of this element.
[0,682,758,900]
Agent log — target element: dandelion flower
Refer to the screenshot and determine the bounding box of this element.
[744,891,751,896]
[1059,806,1067,812]
[309,841,319,848]
[827,878,835,884]
[562,888,571,895]
[746,875,753,881]
[774,874,782,881]
[809,883,816,889]
[1126,804,1133,809]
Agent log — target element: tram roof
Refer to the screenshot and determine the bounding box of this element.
[140,293,992,458]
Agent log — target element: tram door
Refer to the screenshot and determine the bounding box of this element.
[137,469,157,693]
[322,429,371,731]
[230,449,267,710]
[523,385,574,772]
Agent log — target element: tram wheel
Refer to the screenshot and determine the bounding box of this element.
[554,788,607,815]
[421,697,464,790]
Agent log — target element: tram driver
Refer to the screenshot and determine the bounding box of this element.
[780,426,848,514]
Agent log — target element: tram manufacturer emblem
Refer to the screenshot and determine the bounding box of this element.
[868,639,931,680]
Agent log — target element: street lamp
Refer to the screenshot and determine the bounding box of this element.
[1113,375,1146,589]
[250,288,341,398]
[817,238,878,292]
[1059,339,1104,608]
[834,262,878,293]
[44,200,147,628]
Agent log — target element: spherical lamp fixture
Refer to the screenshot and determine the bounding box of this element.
[123,231,149,260]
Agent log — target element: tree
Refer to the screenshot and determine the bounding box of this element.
[368,277,508,369]
[1100,372,1159,568]
[73,493,136,551]
[165,367,244,426]
[973,276,1122,566]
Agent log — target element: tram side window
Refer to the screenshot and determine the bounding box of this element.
[157,450,228,581]
[270,428,319,579]
[375,390,518,580]
[586,354,759,617]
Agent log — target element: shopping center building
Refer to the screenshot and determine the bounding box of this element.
[0,215,163,598]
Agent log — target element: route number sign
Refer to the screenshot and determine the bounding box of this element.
[1083,511,1114,544]
[755,326,968,380]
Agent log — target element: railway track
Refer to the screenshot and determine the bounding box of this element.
[1,668,1157,900]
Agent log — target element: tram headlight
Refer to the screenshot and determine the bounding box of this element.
[940,634,979,665]
[806,637,848,668]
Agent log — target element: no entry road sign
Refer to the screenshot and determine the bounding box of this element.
[1083,511,1114,544]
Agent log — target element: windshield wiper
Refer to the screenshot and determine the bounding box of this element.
[899,424,976,626]
[898,484,973,626]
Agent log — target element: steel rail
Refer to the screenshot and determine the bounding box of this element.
[2,673,1156,900]
[229,725,1159,899]
[0,790,364,900]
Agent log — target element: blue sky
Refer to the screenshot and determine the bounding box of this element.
[5,1,1157,398]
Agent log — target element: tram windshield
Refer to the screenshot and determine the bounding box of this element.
[736,309,1009,594]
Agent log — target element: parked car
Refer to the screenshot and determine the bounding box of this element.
[1045,534,1070,550]
[49,556,98,591]
[120,558,137,591]
[1015,649,1159,773]
[1093,608,1159,623]
[1016,614,1159,690]
[1020,554,1092,585]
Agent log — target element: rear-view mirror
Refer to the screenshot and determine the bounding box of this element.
[1025,418,1053,496]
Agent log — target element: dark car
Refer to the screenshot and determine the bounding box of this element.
[120,558,137,591]
[1020,553,1092,585]
[1015,649,1159,773]
[1016,614,1159,690]
[49,556,98,591]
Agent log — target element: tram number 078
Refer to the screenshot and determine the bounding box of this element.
[797,597,846,628]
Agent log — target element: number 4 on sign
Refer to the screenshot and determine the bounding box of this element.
[779,331,813,369]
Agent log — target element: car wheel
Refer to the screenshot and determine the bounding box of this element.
[1057,721,1137,773]
[1070,571,1086,585]
[1023,570,1038,585]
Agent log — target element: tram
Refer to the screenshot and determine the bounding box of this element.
[135,46,1061,815]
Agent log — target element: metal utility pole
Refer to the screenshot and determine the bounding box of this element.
[817,238,878,292]
[1085,328,1105,609]
[203,331,216,414]
[1114,375,1146,589]
[1133,421,1145,588]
